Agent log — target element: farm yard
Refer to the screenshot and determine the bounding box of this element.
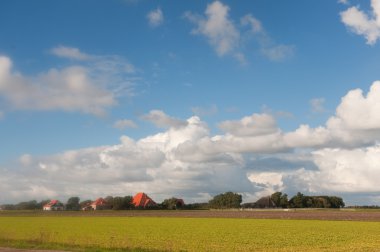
[1,210,380,251]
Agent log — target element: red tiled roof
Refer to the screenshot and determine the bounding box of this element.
[91,198,107,206]
[132,192,156,208]
[43,200,60,208]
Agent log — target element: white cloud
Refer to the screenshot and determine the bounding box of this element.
[219,113,279,137]
[184,1,240,57]
[184,1,293,63]
[338,0,349,5]
[50,46,91,60]
[328,82,380,130]
[0,48,138,116]
[147,8,164,27]
[240,14,294,62]
[0,56,115,116]
[141,110,188,128]
[310,97,326,113]
[241,14,262,33]
[113,119,137,130]
[3,82,380,205]
[341,0,380,45]
[284,124,331,148]
[248,172,284,194]
[310,146,380,192]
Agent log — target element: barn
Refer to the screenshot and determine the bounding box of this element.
[132,192,157,208]
[43,200,64,211]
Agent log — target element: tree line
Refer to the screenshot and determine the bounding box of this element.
[0,196,187,211]
[0,191,345,210]
[271,192,345,208]
[207,191,345,209]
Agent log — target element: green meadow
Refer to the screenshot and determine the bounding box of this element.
[1,214,380,251]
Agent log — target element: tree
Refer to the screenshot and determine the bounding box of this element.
[328,196,345,208]
[271,192,283,207]
[16,200,38,210]
[112,196,134,210]
[208,192,242,209]
[162,198,184,210]
[104,196,114,209]
[290,192,306,208]
[66,197,80,211]
[270,192,289,208]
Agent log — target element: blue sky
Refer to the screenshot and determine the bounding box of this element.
[1,0,380,205]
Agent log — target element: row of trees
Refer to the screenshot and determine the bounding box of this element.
[0,196,184,211]
[287,192,345,208]
[0,192,345,210]
[207,191,345,209]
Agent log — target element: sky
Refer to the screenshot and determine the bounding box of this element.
[1,0,380,205]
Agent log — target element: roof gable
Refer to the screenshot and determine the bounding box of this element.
[132,192,156,208]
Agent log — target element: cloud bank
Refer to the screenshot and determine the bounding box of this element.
[2,82,380,205]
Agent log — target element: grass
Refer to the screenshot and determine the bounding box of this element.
[1,214,380,251]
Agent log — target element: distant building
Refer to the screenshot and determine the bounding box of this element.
[43,200,64,211]
[241,196,277,209]
[132,192,157,208]
[253,196,276,208]
[91,198,109,210]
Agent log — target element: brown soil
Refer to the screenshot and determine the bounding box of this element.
[2,209,380,221]
[108,209,380,221]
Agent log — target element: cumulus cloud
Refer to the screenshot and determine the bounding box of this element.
[184,1,240,57]
[141,110,188,128]
[113,119,137,130]
[219,113,278,137]
[328,82,380,130]
[0,56,115,116]
[147,8,164,27]
[341,0,380,45]
[2,82,380,204]
[0,48,138,116]
[184,1,294,63]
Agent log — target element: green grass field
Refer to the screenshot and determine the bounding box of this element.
[1,213,380,251]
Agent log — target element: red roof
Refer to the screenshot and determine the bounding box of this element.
[43,200,60,208]
[132,192,156,208]
[91,198,107,206]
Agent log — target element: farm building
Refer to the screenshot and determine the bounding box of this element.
[132,192,157,208]
[91,198,110,210]
[241,196,277,209]
[253,196,276,208]
[43,200,64,211]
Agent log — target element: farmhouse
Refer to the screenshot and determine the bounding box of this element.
[91,198,109,210]
[43,200,64,211]
[132,192,157,208]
